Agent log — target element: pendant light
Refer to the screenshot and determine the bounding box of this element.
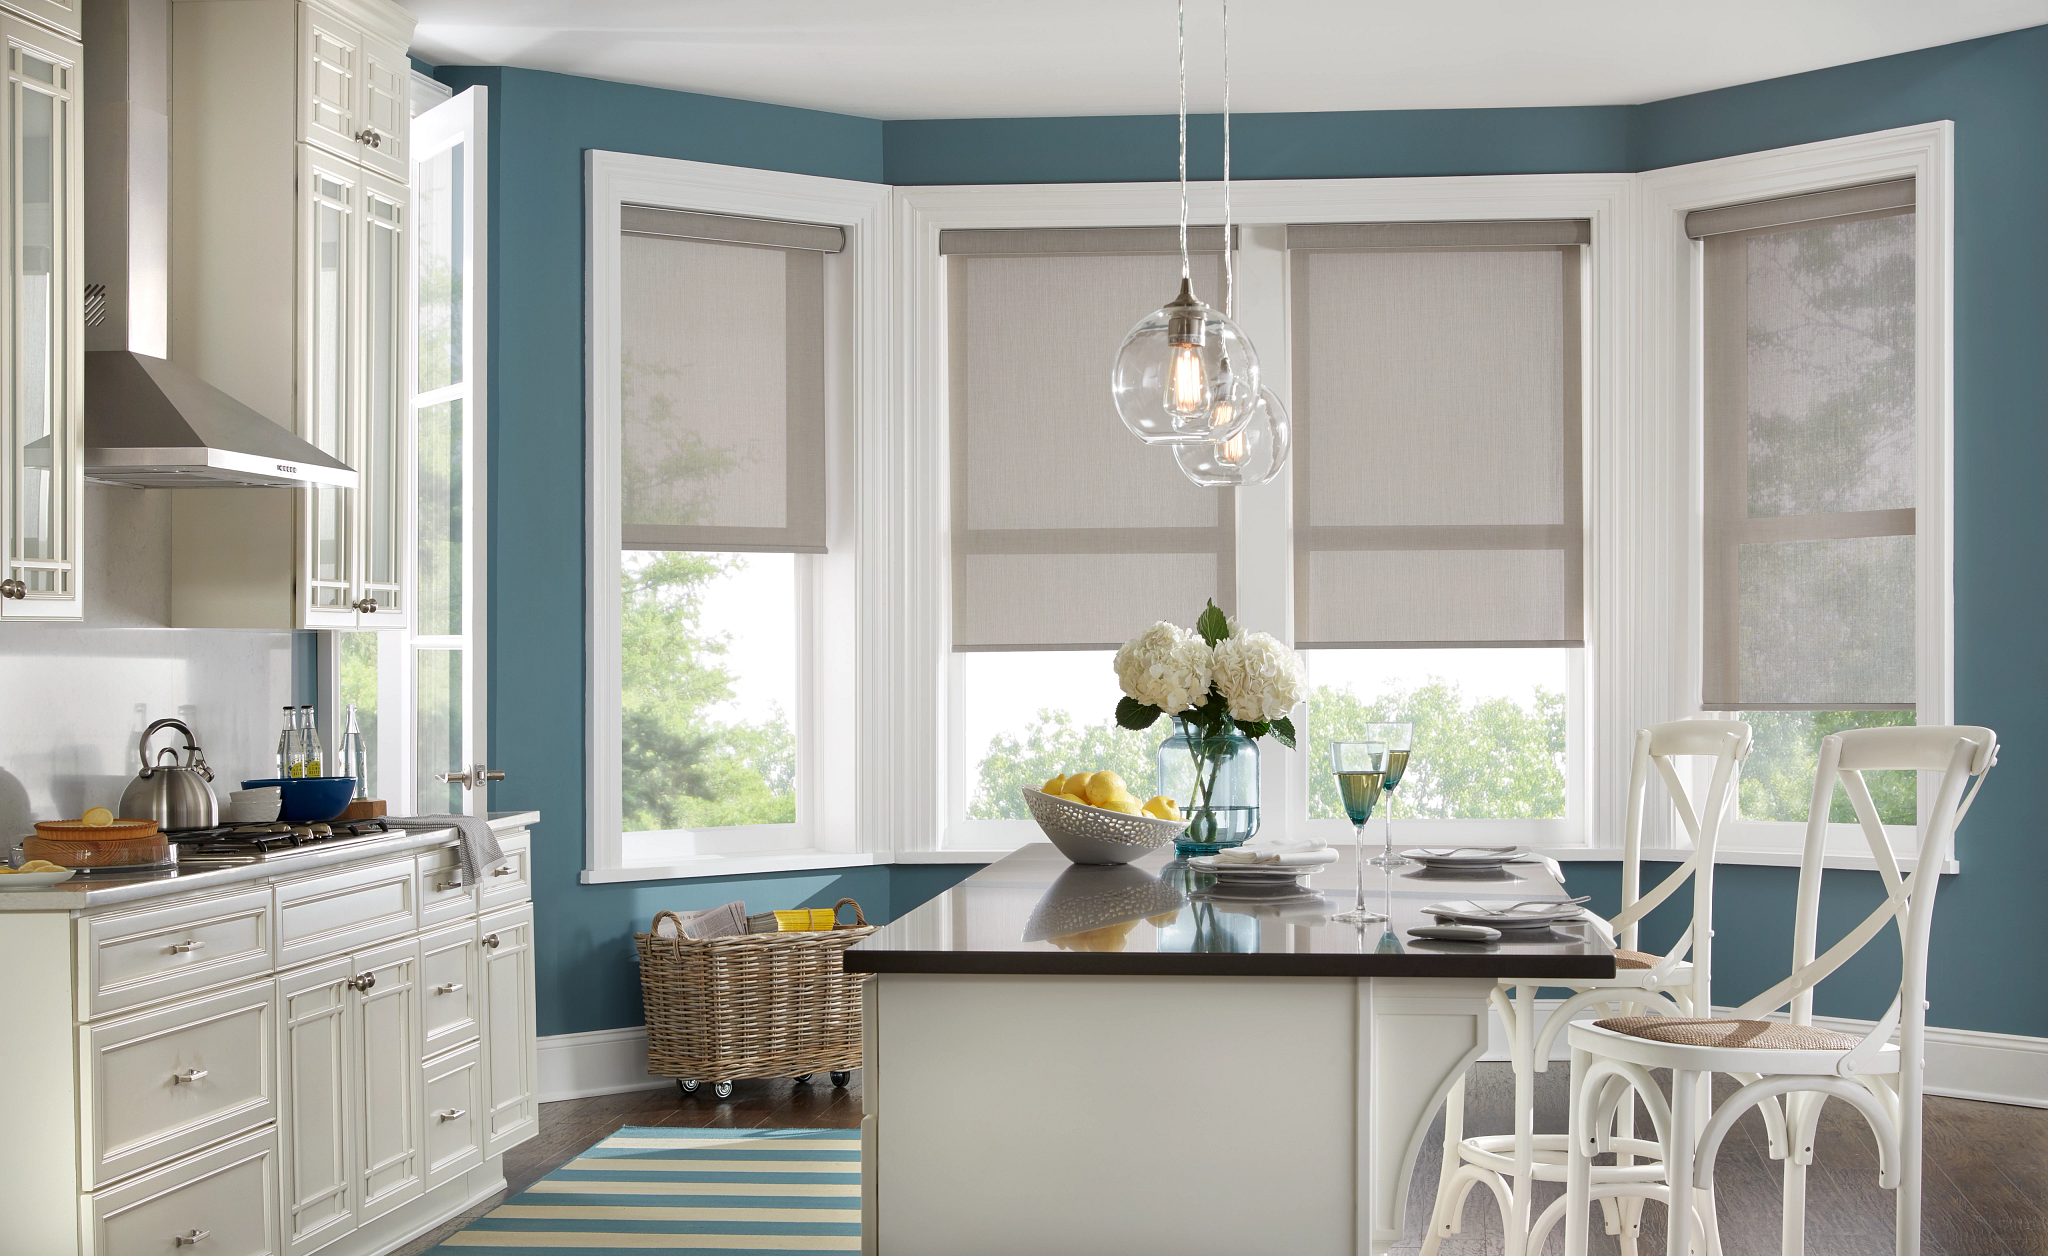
[1173,0,1292,487]
[1110,0,1259,445]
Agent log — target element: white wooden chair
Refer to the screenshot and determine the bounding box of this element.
[1562,725,1998,1256]
[1422,720,1751,1256]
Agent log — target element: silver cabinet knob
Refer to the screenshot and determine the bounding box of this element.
[482,933,500,949]
[437,1108,466,1121]
[173,1068,208,1084]
[353,128,382,148]
[174,1230,211,1246]
[435,982,463,994]
[169,940,205,954]
[352,596,379,614]
[0,577,24,599]
[348,972,376,993]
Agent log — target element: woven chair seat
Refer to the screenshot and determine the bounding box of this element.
[1612,949,1659,970]
[1593,1015,1859,1051]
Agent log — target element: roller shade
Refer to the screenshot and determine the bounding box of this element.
[939,225,1230,256]
[1700,183,1917,710]
[622,205,844,252]
[1290,223,1587,648]
[949,233,1234,649]
[618,218,829,554]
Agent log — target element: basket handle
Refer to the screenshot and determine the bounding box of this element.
[650,910,685,939]
[833,898,868,928]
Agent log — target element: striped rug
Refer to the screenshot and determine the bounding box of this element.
[433,1126,861,1252]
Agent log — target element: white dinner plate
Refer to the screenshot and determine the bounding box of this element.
[1189,858,1319,880]
[1424,899,1586,931]
[1404,846,1528,867]
[0,868,77,887]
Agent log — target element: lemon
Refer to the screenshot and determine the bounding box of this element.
[81,806,113,827]
[1063,792,1097,809]
[1101,795,1143,816]
[1083,771,1126,806]
[1065,771,1095,798]
[1041,774,1068,797]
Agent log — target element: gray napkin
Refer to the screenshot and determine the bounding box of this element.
[389,814,505,887]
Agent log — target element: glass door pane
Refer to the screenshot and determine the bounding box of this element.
[361,181,405,616]
[307,167,353,612]
[416,398,462,636]
[415,646,464,814]
[11,56,65,596]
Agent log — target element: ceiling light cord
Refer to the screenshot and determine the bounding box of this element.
[1222,0,1233,320]
[1178,0,1189,283]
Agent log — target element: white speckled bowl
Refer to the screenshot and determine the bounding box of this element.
[1021,788,1187,865]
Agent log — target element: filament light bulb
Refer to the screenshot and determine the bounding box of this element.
[1168,342,1209,417]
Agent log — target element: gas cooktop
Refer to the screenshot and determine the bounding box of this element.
[172,817,399,865]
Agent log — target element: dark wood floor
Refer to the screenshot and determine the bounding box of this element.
[394,1065,2047,1255]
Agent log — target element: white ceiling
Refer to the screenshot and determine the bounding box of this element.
[404,0,2048,121]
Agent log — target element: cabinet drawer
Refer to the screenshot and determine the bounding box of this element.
[420,921,480,1056]
[83,980,276,1188]
[477,830,532,913]
[85,888,274,1017]
[416,843,477,929]
[93,1125,280,1256]
[274,856,415,969]
[423,1042,484,1190]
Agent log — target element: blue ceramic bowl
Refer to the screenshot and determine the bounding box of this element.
[241,777,357,824]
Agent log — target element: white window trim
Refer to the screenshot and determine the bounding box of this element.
[583,151,891,882]
[897,174,1635,858]
[1638,121,1955,867]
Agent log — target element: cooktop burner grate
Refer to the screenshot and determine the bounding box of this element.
[172,817,395,864]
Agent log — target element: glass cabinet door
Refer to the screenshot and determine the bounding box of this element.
[0,22,79,619]
[357,170,408,627]
[300,149,356,626]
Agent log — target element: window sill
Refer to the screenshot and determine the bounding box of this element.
[580,848,1000,884]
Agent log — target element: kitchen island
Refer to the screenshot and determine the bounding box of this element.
[846,842,1613,1256]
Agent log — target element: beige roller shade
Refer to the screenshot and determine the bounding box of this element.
[1290,225,1587,648]
[950,236,1234,649]
[619,226,828,553]
[1700,185,1917,710]
[622,205,844,252]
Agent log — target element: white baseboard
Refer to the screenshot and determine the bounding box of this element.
[1480,998,2048,1109]
[537,1025,668,1102]
[540,1007,2048,1110]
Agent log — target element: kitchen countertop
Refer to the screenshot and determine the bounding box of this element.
[0,810,540,912]
[847,841,1615,979]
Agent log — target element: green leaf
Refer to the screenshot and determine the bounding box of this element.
[1270,716,1298,750]
[1195,599,1230,647]
[1115,697,1163,731]
[1233,719,1270,740]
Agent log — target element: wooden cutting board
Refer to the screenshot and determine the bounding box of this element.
[22,832,170,867]
[34,818,160,842]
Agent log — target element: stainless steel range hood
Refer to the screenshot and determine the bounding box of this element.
[81,0,355,490]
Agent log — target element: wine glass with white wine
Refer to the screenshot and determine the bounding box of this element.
[1330,740,1388,924]
[1361,723,1413,868]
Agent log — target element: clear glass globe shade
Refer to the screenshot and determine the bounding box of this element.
[1172,387,1292,487]
[1111,292,1260,445]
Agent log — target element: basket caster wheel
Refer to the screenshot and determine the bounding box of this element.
[830,1071,851,1088]
[793,1073,814,1085]
[713,1080,735,1100]
[677,1079,699,1096]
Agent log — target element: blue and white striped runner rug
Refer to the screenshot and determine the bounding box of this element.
[432,1126,861,1252]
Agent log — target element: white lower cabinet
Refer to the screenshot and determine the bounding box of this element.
[479,904,539,1158]
[354,938,424,1222]
[422,1042,485,1191]
[277,957,354,1256]
[92,1126,282,1256]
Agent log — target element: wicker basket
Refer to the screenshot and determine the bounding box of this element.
[635,897,875,1087]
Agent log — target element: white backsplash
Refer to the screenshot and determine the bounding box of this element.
[0,485,293,836]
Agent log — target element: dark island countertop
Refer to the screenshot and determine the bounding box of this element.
[847,842,1616,980]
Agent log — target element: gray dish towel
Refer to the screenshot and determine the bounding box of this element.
[388,814,505,887]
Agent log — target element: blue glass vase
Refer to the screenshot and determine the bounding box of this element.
[1156,717,1260,856]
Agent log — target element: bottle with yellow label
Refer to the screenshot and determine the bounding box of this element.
[299,704,324,777]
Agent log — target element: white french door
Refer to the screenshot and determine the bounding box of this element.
[329,86,489,817]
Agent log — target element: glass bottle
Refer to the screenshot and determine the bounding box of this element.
[299,705,324,778]
[277,706,301,778]
[338,703,368,798]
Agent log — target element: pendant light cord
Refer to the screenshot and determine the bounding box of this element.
[1221,0,1233,319]
[1177,0,1190,283]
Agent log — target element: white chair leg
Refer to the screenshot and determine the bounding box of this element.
[1665,1070,1700,1256]
[1896,1074,1923,1256]
[1507,984,1537,1256]
[1419,1071,1467,1256]
[1781,1155,1807,1256]
[1564,1046,1593,1256]
[1615,1074,1642,1256]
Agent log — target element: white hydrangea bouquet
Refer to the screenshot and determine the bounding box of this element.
[1113,600,1308,835]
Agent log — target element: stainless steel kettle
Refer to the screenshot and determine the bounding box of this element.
[118,718,221,831]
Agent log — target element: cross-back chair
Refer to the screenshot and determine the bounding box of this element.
[1561,725,1998,1256]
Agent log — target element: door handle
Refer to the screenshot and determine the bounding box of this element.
[174,1230,211,1246]
[353,128,382,149]
[169,940,205,954]
[0,577,24,599]
[348,972,376,993]
[482,933,499,949]
[437,1108,466,1121]
[435,982,463,994]
[436,764,507,790]
[352,596,379,614]
[173,1068,208,1084]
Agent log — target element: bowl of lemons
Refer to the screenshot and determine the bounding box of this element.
[1022,771,1189,865]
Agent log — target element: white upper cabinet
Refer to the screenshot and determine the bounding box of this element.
[0,0,78,38]
[169,0,415,630]
[0,16,79,619]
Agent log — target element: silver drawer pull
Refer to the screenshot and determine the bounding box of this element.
[173,1068,208,1084]
[169,940,205,954]
[174,1230,211,1246]
[435,982,463,994]
[492,865,514,877]
[437,1108,466,1121]
[436,880,464,892]
[482,933,500,949]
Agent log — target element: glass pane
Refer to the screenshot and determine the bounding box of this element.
[314,199,346,455]
[365,214,400,590]
[621,551,797,831]
[416,143,462,392]
[337,631,387,799]
[416,646,465,814]
[959,650,1153,820]
[1305,649,1571,819]
[416,400,462,635]
[1744,213,1915,520]
[1738,710,1917,825]
[313,486,344,583]
[13,85,59,587]
[19,55,52,84]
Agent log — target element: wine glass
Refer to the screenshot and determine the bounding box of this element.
[1329,740,1388,924]
[1361,723,1414,868]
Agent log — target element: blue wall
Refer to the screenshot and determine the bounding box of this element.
[439,25,2048,1039]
